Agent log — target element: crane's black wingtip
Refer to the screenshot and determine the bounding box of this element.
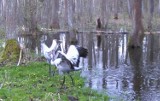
[76,47,88,58]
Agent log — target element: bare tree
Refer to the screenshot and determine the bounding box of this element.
[128,0,144,48]
[23,0,38,33]
[50,0,60,29]
[147,0,154,31]
[127,0,133,18]
[101,0,107,28]
[114,0,119,20]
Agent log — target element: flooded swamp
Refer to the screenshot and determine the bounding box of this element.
[4,32,160,101]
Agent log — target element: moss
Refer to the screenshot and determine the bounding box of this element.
[0,28,5,38]
[0,39,20,66]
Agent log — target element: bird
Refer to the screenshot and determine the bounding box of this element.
[51,44,88,87]
[41,39,59,76]
[41,39,58,61]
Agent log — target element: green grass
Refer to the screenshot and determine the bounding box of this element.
[0,62,109,101]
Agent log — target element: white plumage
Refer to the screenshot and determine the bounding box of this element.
[41,38,88,86]
[51,45,81,73]
[41,39,59,76]
[41,39,58,62]
[51,44,88,86]
[58,45,79,66]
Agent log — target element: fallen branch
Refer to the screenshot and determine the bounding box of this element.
[17,49,22,66]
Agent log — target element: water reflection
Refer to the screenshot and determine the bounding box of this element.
[16,32,160,101]
[129,48,143,101]
[80,33,160,101]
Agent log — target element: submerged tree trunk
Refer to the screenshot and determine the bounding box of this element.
[128,0,144,48]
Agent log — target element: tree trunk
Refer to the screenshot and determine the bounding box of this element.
[159,0,160,15]
[67,0,74,29]
[128,0,144,48]
[114,0,118,20]
[101,0,107,28]
[147,0,154,31]
[24,0,38,34]
[51,0,60,29]
[127,0,133,18]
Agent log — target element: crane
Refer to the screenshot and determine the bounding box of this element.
[51,44,88,87]
[41,39,59,76]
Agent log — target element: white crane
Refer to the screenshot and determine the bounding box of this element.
[51,44,88,87]
[41,39,59,76]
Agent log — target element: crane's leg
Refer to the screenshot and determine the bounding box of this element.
[69,74,74,86]
[48,60,54,76]
[52,66,57,76]
[61,75,65,88]
[49,63,52,76]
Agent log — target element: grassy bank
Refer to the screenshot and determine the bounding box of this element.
[0,62,109,101]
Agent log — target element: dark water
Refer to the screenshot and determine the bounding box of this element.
[16,32,160,101]
[80,33,160,101]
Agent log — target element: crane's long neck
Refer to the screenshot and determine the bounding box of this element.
[49,40,57,51]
